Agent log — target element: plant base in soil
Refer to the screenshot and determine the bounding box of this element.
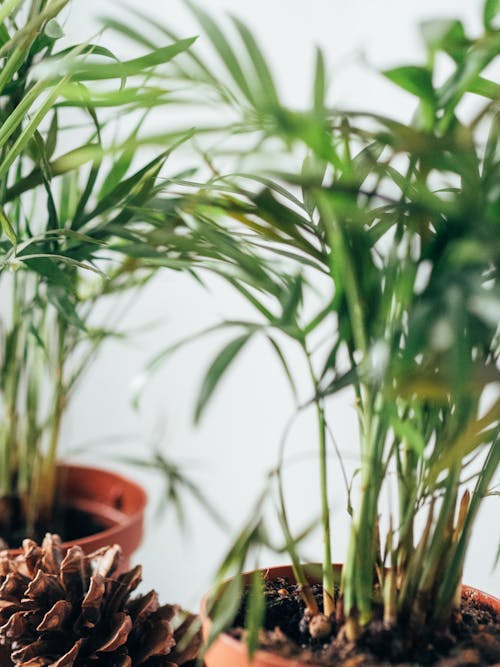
[231,578,500,666]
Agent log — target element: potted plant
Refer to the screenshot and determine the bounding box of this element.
[144,1,500,665]
[0,0,204,563]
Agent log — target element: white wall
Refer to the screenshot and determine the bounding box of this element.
[62,0,499,608]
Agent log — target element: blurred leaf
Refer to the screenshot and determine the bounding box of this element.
[0,78,69,180]
[484,0,500,29]
[45,18,64,40]
[0,23,9,48]
[46,110,58,159]
[384,66,435,103]
[46,286,85,330]
[79,151,168,226]
[279,274,303,325]
[391,416,426,456]
[99,16,157,50]
[98,123,142,199]
[194,332,253,424]
[266,335,298,400]
[0,205,16,246]
[42,37,197,81]
[318,368,357,398]
[420,19,467,61]
[437,36,500,113]
[313,47,326,113]
[53,43,120,64]
[133,321,258,408]
[245,571,266,657]
[0,0,23,24]
[186,0,254,103]
[207,574,243,648]
[231,16,279,109]
[301,154,325,217]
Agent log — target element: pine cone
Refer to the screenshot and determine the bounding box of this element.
[0,534,199,667]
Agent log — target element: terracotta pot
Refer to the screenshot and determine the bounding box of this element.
[201,564,500,667]
[0,463,147,667]
[6,462,147,569]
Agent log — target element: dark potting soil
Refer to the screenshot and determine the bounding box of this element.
[0,505,106,550]
[231,578,500,666]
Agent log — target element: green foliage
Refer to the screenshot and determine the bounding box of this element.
[194,332,253,424]
[0,0,197,534]
[146,0,500,645]
[245,571,266,657]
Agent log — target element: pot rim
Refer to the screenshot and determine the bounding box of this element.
[201,563,500,667]
[5,462,147,556]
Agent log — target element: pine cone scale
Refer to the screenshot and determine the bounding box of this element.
[129,618,175,665]
[95,611,132,653]
[36,599,72,632]
[50,638,82,667]
[25,572,65,607]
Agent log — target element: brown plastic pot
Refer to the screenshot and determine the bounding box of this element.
[6,462,147,568]
[201,564,500,667]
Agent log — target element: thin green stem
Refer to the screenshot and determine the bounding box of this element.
[39,316,67,519]
[276,468,319,615]
[303,342,335,615]
[317,398,335,616]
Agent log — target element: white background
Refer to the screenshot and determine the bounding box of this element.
[60,0,499,609]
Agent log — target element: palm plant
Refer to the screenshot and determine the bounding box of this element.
[0,0,203,540]
[142,0,500,650]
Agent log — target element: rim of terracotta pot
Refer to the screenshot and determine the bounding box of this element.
[6,462,147,559]
[201,564,500,667]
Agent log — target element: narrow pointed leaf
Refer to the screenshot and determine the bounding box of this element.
[194,333,253,424]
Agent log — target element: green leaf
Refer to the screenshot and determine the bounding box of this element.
[391,417,426,457]
[132,321,256,408]
[279,274,303,325]
[98,119,145,199]
[437,38,500,114]
[0,0,23,25]
[266,335,298,400]
[484,0,500,29]
[0,205,16,246]
[15,256,69,289]
[53,43,120,64]
[245,571,266,657]
[318,368,357,399]
[0,78,69,181]
[206,574,243,648]
[194,333,253,424]
[301,154,325,217]
[45,19,64,40]
[313,47,326,113]
[420,19,467,61]
[0,79,48,153]
[46,110,58,159]
[46,286,86,330]
[383,66,435,103]
[0,0,68,60]
[231,16,279,109]
[186,0,254,103]
[0,22,10,48]
[99,16,157,50]
[42,37,197,81]
[80,151,168,225]
[19,253,102,275]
